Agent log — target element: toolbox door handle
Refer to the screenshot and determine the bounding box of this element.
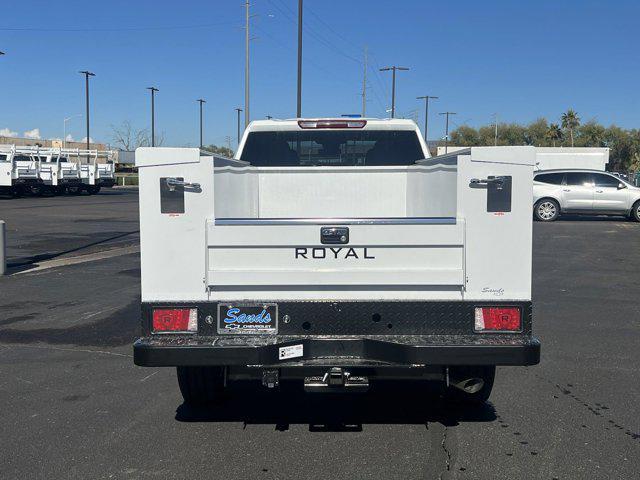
[165,177,201,192]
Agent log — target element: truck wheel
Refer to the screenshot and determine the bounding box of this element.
[67,185,82,195]
[28,184,44,196]
[87,185,101,195]
[445,365,495,405]
[176,366,225,405]
[631,201,640,222]
[534,199,559,221]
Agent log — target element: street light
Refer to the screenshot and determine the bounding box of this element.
[438,111,457,154]
[379,66,409,118]
[416,95,438,141]
[235,108,243,146]
[197,99,206,149]
[79,71,95,159]
[147,87,159,147]
[63,114,82,148]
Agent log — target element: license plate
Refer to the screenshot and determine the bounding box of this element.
[217,304,278,334]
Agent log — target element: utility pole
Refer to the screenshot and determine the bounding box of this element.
[197,99,206,149]
[79,71,95,161]
[235,107,243,145]
[416,95,438,141]
[244,1,251,127]
[296,0,303,118]
[225,135,232,152]
[493,113,498,146]
[439,112,457,154]
[362,46,367,117]
[379,66,409,118]
[147,87,159,147]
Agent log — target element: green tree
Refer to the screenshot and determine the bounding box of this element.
[577,121,605,147]
[478,125,496,146]
[525,118,549,146]
[561,109,580,147]
[449,125,479,146]
[202,144,234,157]
[498,123,528,145]
[545,124,563,147]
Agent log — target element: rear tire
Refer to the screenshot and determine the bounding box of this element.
[67,185,83,195]
[177,366,225,405]
[28,184,44,196]
[445,365,495,405]
[87,185,101,195]
[631,200,640,222]
[534,198,560,222]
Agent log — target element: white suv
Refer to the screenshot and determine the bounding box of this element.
[533,169,640,222]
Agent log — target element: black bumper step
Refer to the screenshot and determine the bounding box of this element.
[134,334,540,367]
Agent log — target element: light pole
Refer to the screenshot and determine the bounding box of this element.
[492,113,498,146]
[147,87,159,146]
[235,108,243,145]
[297,0,303,118]
[439,111,457,154]
[79,71,95,159]
[416,95,438,141]
[244,1,250,127]
[379,66,409,118]
[197,99,206,149]
[63,114,82,148]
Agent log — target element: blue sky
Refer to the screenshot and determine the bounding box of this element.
[1,0,638,147]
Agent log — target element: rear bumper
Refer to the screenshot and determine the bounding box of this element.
[134,334,540,367]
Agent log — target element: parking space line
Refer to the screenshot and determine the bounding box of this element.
[12,244,140,275]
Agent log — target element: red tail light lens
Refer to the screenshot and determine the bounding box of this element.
[152,308,198,333]
[474,307,521,332]
[298,119,367,129]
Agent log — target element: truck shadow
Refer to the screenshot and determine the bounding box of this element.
[175,381,496,431]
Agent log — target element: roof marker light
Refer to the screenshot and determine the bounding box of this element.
[298,119,367,129]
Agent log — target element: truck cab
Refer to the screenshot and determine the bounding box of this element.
[133,118,540,405]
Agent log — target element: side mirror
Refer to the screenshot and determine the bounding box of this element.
[618,182,626,190]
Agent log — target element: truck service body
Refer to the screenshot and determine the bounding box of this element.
[134,118,540,402]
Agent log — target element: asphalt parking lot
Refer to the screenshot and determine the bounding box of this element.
[0,190,639,479]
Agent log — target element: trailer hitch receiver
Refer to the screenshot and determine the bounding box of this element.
[304,367,369,393]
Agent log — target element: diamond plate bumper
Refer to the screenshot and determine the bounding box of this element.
[134,334,540,367]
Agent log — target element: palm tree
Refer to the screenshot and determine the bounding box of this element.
[546,123,563,147]
[561,109,580,147]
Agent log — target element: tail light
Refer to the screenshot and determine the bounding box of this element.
[474,307,521,332]
[298,119,367,129]
[152,308,198,333]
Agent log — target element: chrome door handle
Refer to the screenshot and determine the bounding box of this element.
[562,189,570,192]
[166,177,201,191]
[595,190,603,193]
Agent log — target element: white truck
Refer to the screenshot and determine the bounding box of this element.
[133,118,540,404]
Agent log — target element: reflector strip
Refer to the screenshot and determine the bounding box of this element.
[474,307,521,332]
[152,308,198,333]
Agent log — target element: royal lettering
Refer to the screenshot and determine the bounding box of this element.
[294,247,375,259]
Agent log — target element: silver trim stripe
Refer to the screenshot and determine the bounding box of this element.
[214,217,457,226]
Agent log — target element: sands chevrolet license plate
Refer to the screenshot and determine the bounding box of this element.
[217,304,278,334]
